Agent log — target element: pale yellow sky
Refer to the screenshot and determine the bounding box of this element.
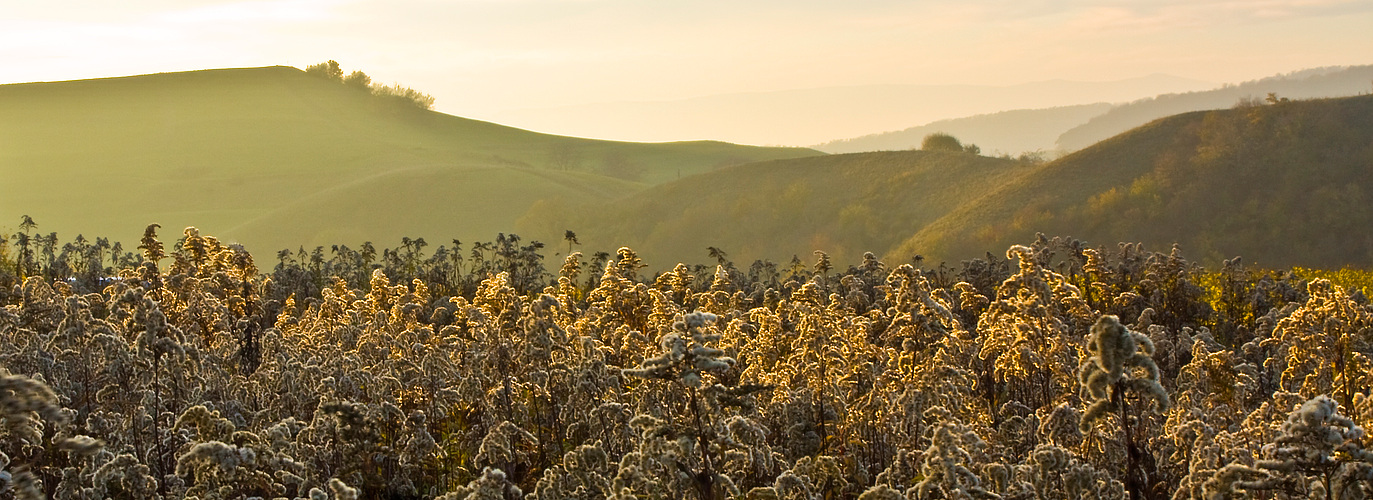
[4,0,1370,140]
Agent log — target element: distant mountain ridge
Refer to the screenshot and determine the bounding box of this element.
[492,74,1214,146]
[814,103,1112,156]
[813,65,1373,158]
[1055,65,1373,151]
[0,66,818,253]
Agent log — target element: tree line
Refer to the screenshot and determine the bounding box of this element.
[306,60,436,111]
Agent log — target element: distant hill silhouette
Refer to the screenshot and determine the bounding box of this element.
[494,74,1213,146]
[1056,65,1373,151]
[816,66,1373,157]
[896,94,1373,268]
[814,103,1111,156]
[0,66,818,253]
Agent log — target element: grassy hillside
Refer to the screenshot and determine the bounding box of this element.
[0,66,818,252]
[894,94,1373,268]
[815,103,1111,156]
[521,150,1032,268]
[1056,65,1373,151]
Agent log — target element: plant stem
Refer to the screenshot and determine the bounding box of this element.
[690,387,716,500]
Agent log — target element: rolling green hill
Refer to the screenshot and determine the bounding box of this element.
[537,94,1373,271]
[519,150,1033,268]
[894,94,1373,268]
[0,66,818,253]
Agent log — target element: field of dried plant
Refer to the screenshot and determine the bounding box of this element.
[1,226,1371,499]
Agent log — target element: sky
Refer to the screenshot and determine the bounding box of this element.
[3,0,1371,136]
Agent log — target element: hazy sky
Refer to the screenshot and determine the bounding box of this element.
[4,0,1370,121]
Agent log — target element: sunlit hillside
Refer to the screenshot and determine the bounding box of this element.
[518,94,1373,272]
[0,66,819,253]
[896,94,1373,268]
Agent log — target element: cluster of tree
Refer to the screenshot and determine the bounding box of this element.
[2,223,1372,499]
[1,216,140,290]
[916,132,1050,163]
[920,133,981,155]
[306,60,435,110]
[542,144,648,181]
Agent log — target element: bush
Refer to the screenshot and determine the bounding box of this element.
[303,61,434,110]
[343,70,372,91]
[5,227,1373,499]
[306,60,343,81]
[921,132,964,152]
[371,83,436,110]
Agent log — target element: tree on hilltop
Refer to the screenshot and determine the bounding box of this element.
[306,60,343,81]
[921,132,980,154]
[304,60,435,110]
[343,70,371,90]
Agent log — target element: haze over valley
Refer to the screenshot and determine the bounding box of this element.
[491,73,1215,146]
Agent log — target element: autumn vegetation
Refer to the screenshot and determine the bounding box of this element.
[1,220,1371,499]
